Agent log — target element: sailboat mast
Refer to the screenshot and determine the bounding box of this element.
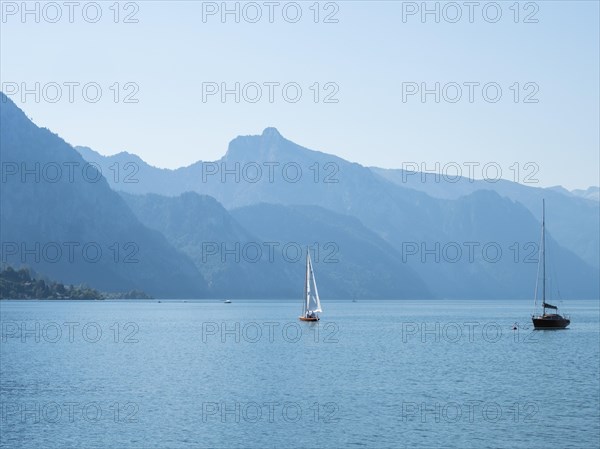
[305,251,311,313]
[542,199,546,312]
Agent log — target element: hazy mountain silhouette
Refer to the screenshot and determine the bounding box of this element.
[0,93,206,298]
[428,190,597,299]
[571,186,599,201]
[230,202,433,299]
[373,167,600,269]
[122,191,433,299]
[121,191,294,298]
[4,93,596,300]
[76,128,599,298]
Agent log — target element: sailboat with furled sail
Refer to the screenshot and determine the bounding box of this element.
[299,250,322,321]
[531,199,570,329]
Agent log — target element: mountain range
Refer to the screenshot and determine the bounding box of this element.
[0,93,205,298]
[2,92,598,299]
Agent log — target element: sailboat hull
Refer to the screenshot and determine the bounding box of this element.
[299,316,320,321]
[532,315,570,329]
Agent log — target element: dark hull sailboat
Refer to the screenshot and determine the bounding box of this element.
[531,200,570,330]
[532,314,570,329]
[532,301,570,329]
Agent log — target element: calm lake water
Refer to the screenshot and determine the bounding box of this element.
[1,299,598,449]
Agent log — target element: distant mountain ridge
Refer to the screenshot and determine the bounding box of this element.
[0,93,206,298]
[372,167,599,269]
[77,127,599,299]
[122,192,433,299]
[2,92,597,299]
[570,186,599,201]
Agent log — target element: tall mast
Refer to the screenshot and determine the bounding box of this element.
[542,199,546,311]
[305,250,311,313]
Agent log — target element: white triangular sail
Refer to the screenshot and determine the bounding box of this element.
[303,252,322,314]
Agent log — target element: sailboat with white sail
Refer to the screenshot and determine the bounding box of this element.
[531,199,570,329]
[299,250,322,321]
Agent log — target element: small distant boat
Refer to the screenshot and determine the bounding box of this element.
[299,251,322,321]
[531,200,570,330]
[224,300,232,304]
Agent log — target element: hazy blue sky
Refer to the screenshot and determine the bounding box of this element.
[1,1,598,189]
